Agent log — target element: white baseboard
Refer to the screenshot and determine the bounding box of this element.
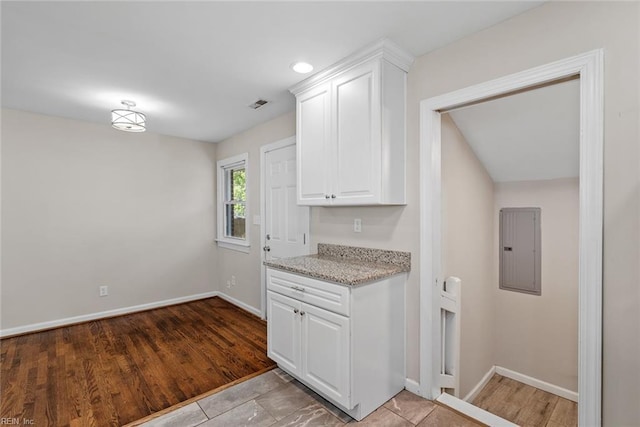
[437,392,518,427]
[0,290,264,338]
[463,365,496,402]
[215,291,262,319]
[404,378,421,395]
[495,366,578,402]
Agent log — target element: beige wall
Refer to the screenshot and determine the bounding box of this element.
[493,178,579,392]
[441,114,496,398]
[409,2,639,423]
[1,109,218,331]
[215,111,295,312]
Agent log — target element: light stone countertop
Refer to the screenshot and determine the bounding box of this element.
[264,244,410,286]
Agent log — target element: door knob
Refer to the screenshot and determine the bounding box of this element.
[263,245,271,252]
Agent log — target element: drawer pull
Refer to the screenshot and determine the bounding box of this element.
[291,286,305,292]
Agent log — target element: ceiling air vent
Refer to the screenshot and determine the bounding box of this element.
[249,99,269,110]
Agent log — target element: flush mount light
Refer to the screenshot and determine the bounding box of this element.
[111,100,146,132]
[291,61,314,74]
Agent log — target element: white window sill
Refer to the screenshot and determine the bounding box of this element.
[216,239,251,253]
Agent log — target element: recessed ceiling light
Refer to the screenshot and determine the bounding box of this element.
[291,62,313,74]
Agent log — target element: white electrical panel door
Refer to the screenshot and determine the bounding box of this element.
[499,208,541,295]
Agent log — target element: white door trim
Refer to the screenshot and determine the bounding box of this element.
[259,136,309,318]
[419,50,603,426]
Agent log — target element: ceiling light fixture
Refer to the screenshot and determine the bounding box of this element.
[291,62,314,74]
[111,100,146,132]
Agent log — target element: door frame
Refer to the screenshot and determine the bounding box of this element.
[419,50,603,425]
[259,136,310,319]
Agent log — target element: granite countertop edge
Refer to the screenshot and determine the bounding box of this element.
[263,255,410,286]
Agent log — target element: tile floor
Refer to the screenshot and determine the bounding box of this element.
[139,369,482,427]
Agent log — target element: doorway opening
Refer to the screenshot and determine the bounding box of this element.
[419,50,603,426]
[439,76,579,425]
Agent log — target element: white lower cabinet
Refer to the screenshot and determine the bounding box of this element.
[267,291,301,375]
[268,291,350,407]
[266,268,405,421]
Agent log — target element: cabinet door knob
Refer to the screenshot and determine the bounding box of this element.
[293,309,299,314]
[331,194,336,199]
[325,195,330,199]
[300,311,305,316]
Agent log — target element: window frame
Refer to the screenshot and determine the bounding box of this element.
[216,153,250,252]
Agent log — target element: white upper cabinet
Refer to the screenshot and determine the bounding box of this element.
[297,83,331,203]
[290,39,414,206]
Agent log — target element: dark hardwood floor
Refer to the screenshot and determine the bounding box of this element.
[0,297,275,426]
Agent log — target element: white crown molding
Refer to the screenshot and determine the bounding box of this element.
[289,38,415,95]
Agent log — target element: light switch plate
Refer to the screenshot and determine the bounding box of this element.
[354,218,362,233]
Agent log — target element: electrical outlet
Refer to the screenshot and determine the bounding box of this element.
[354,218,362,233]
[99,286,109,297]
[231,276,237,287]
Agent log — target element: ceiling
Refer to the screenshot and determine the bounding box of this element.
[448,79,580,183]
[2,1,543,143]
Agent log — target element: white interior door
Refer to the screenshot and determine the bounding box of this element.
[261,137,310,317]
[265,143,310,260]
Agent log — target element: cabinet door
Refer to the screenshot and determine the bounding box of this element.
[332,61,381,205]
[297,83,332,205]
[301,303,351,408]
[267,291,301,375]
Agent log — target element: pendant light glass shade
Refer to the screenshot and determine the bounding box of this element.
[111,100,146,132]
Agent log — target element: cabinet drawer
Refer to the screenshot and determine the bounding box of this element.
[267,269,350,317]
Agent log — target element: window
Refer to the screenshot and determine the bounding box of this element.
[217,153,249,252]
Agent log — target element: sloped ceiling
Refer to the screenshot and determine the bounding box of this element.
[448,79,580,183]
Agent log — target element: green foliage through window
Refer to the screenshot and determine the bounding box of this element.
[231,168,246,217]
